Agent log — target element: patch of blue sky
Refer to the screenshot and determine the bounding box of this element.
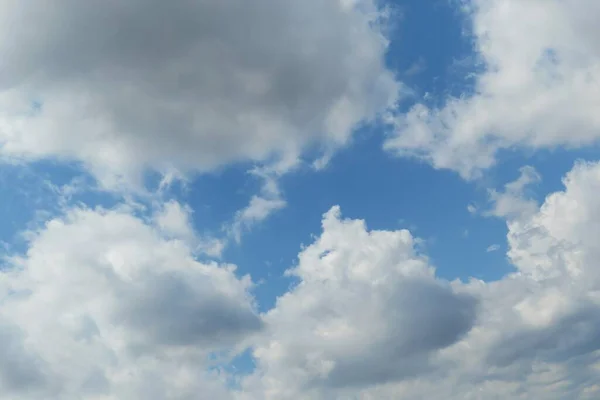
[0,160,117,257]
[386,0,477,105]
[223,349,256,388]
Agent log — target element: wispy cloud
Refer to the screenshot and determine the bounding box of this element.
[486,244,500,253]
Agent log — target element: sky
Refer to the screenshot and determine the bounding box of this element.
[1,0,600,399]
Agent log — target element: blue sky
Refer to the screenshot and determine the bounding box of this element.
[1,0,600,399]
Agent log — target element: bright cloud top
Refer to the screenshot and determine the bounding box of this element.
[242,206,478,399]
[0,0,398,188]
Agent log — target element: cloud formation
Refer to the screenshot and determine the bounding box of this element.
[242,206,478,398]
[0,204,261,398]
[241,162,600,399]
[0,0,398,188]
[1,0,600,398]
[385,0,600,177]
[3,162,600,398]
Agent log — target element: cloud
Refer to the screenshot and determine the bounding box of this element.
[504,161,600,281]
[4,162,600,398]
[3,1,600,398]
[0,203,261,398]
[385,0,600,177]
[241,206,478,398]
[153,200,226,258]
[355,161,600,399]
[152,200,195,242]
[0,322,49,396]
[231,196,286,240]
[449,162,600,398]
[486,244,500,252]
[0,0,399,189]
[404,57,427,77]
[239,161,600,399]
[486,165,541,219]
[228,169,287,244]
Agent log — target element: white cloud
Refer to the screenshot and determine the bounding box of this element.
[4,0,600,398]
[152,200,195,242]
[241,206,478,399]
[504,161,600,281]
[486,243,500,252]
[228,170,287,243]
[4,162,600,398]
[447,161,600,398]
[385,0,600,177]
[152,200,226,257]
[486,165,541,219]
[0,204,261,398]
[0,0,399,189]
[239,161,600,399]
[232,196,286,239]
[367,161,600,399]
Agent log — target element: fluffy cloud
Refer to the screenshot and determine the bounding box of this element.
[0,203,261,398]
[504,161,600,282]
[152,200,195,242]
[0,0,399,188]
[362,162,600,399]
[4,162,600,399]
[240,206,478,399]
[4,0,600,398]
[450,162,600,399]
[240,162,600,399]
[385,0,600,177]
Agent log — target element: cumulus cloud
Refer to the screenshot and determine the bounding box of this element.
[4,162,600,398]
[238,162,600,399]
[504,161,600,281]
[241,206,478,399]
[0,203,261,398]
[351,161,600,399]
[450,162,600,398]
[4,0,600,398]
[385,0,600,177]
[0,0,399,189]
